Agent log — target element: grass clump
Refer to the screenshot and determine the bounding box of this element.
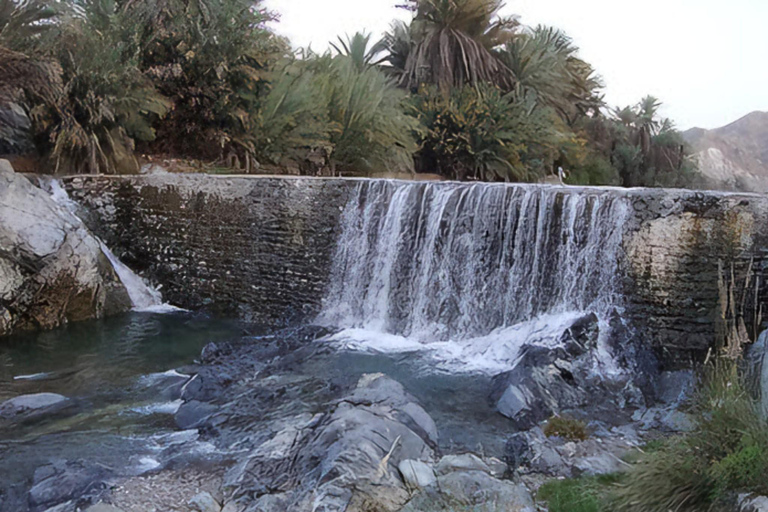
[538,474,623,512]
[612,361,768,512]
[543,415,590,442]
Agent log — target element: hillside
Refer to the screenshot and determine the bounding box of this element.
[684,111,768,192]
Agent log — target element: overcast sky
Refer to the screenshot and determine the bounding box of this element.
[263,0,768,130]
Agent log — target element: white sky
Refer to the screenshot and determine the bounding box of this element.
[263,0,768,130]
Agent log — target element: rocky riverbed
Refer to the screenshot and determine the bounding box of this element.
[1,313,730,512]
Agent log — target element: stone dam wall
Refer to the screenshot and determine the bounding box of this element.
[65,174,768,368]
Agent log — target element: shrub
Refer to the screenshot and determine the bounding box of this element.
[253,54,420,175]
[612,361,768,512]
[538,474,622,512]
[32,0,170,174]
[411,84,559,181]
[543,415,590,441]
[131,0,285,166]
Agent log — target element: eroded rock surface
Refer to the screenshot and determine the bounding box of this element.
[225,373,437,512]
[0,160,130,337]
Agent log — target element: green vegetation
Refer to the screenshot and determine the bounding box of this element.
[543,415,590,441]
[612,361,768,512]
[537,363,768,512]
[538,474,623,512]
[1,0,698,185]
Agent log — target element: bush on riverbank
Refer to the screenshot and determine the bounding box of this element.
[537,360,768,512]
[612,361,768,512]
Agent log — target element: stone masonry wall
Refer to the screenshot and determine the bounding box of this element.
[66,174,768,367]
[66,174,356,325]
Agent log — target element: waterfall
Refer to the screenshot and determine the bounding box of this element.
[43,179,176,313]
[319,180,631,373]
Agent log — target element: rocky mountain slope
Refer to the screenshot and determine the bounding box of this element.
[684,111,768,192]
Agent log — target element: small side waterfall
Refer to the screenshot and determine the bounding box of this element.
[44,179,173,312]
[319,180,631,373]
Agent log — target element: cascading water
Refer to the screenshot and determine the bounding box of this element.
[319,180,631,374]
[43,179,174,312]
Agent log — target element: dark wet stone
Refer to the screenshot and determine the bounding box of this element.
[0,393,72,424]
[175,400,220,430]
[28,460,110,509]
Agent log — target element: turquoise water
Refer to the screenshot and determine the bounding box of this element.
[0,312,246,510]
[0,311,244,402]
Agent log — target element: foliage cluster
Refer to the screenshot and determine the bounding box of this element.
[537,361,768,512]
[538,474,623,512]
[1,0,698,186]
[542,415,590,441]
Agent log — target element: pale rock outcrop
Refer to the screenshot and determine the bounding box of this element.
[224,374,438,512]
[0,159,130,336]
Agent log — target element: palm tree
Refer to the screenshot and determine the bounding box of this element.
[496,25,603,123]
[380,20,411,78]
[0,0,62,105]
[398,0,519,92]
[330,32,388,70]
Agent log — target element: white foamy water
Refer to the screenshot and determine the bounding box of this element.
[319,180,631,374]
[328,311,598,375]
[44,179,180,313]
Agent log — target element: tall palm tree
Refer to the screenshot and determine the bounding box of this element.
[496,25,603,123]
[398,0,519,92]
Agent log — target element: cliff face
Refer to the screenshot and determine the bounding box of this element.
[0,160,131,337]
[684,111,768,192]
[65,173,768,368]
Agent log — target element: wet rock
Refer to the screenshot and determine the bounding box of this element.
[489,312,654,430]
[29,460,110,509]
[654,370,695,405]
[399,471,536,512]
[180,368,234,402]
[0,392,70,420]
[224,374,437,512]
[188,491,221,512]
[0,160,131,337]
[175,400,219,430]
[141,371,189,401]
[490,313,638,429]
[398,460,436,489]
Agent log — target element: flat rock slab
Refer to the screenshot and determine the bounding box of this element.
[0,392,71,420]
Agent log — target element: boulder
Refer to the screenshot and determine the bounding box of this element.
[435,454,492,476]
[188,491,221,512]
[504,426,637,478]
[740,494,768,512]
[398,460,436,489]
[489,313,649,429]
[29,460,111,509]
[175,400,219,430]
[224,374,437,512]
[399,471,536,512]
[745,332,768,418]
[0,160,131,337]
[0,392,70,420]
